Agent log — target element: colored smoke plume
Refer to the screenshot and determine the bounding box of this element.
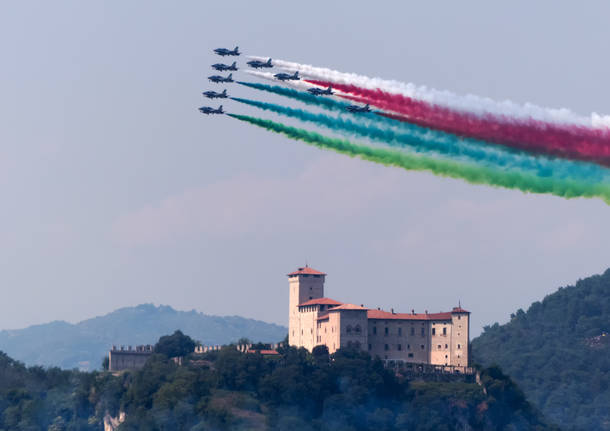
[227,113,610,204]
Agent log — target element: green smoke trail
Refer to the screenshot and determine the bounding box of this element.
[227,113,610,204]
[237,82,610,180]
[230,97,610,184]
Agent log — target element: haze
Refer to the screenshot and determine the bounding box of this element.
[1,1,609,336]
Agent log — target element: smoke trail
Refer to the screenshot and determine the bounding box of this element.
[228,113,610,204]
[231,97,610,183]
[304,80,610,166]
[249,56,610,128]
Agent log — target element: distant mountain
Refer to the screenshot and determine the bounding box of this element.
[0,304,286,370]
[472,269,610,430]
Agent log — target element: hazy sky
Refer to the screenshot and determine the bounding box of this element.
[1,1,609,336]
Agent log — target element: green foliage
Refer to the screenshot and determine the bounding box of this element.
[472,268,610,430]
[154,330,196,358]
[0,331,558,430]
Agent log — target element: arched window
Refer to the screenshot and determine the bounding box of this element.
[355,325,361,334]
[346,325,352,334]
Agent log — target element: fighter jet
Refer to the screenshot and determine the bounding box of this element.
[214,46,240,56]
[345,104,371,113]
[308,85,334,96]
[208,73,234,84]
[202,89,228,99]
[198,105,224,115]
[247,58,273,69]
[274,71,299,81]
[212,61,238,72]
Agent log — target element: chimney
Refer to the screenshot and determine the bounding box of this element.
[391,308,395,314]
[411,309,415,315]
[425,310,428,314]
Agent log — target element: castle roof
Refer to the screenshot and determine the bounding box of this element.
[298,297,342,307]
[329,303,367,311]
[367,309,453,321]
[452,306,470,314]
[288,265,326,276]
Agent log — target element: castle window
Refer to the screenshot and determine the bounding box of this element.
[408,353,414,358]
[457,344,461,349]
[420,344,424,350]
[410,328,415,336]
[384,327,389,335]
[384,344,389,351]
[368,344,372,351]
[347,325,352,334]
[355,325,361,334]
[432,328,436,335]
[398,327,402,336]
[445,354,448,359]
[443,327,447,335]
[458,315,461,320]
[301,330,303,335]
[407,344,410,350]
[373,327,377,335]
[421,328,425,337]
[437,345,441,349]
[445,344,448,349]
[398,344,402,351]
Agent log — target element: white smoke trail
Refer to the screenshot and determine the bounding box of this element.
[248,56,610,129]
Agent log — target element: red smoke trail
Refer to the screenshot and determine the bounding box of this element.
[306,79,610,166]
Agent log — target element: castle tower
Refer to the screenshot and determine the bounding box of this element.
[449,306,470,367]
[287,265,326,347]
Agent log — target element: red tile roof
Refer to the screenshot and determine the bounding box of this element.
[287,265,326,276]
[328,303,367,311]
[452,306,470,314]
[367,309,452,321]
[298,297,342,307]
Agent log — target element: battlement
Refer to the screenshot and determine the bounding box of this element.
[108,345,154,372]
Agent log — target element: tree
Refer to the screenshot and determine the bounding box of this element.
[154,330,196,358]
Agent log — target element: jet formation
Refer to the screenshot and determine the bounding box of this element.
[212,61,238,72]
[345,104,371,113]
[201,47,335,117]
[247,58,273,69]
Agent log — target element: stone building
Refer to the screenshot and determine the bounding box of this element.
[108,345,154,372]
[288,266,470,369]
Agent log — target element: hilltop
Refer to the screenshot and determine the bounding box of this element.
[0,304,286,370]
[0,340,559,431]
[472,268,610,430]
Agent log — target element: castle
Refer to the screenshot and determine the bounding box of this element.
[288,265,470,368]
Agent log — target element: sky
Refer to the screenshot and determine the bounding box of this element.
[1,1,609,337]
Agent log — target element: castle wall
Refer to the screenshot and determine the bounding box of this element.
[108,345,153,372]
[368,319,431,362]
[430,320,452,365]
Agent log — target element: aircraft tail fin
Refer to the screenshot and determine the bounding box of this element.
[294,71,299,78]
[232,61,236,67]
[268,58,272,65]
[219,105,223,112]
[222,89,227,95]
[228,73,232,80]
[234,46,239,53]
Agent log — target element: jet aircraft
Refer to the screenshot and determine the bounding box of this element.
[214,46,240,56]
[202,89,228,99]
[345,104,371,113]
[273,71,299,81]
[212,61,238,71]
[308,85,334,96]
[208,73,234,83]
[198,105,224,115]
[247,58,273,69]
